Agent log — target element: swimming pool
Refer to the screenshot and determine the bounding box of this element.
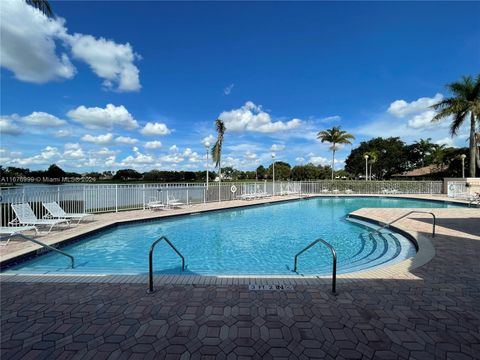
[4,197,460,276]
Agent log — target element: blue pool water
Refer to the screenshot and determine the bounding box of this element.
[5,197,461,276]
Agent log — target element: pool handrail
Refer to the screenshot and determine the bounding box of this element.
[147,235,185,293]
[0,233,74,268]
[364,210,436,238]
[293,238,337,294]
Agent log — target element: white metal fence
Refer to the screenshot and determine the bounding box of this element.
[0,180,443,226]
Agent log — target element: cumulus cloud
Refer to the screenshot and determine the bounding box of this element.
[270,144,285,152]
[144,141,162,150]
[19,112,66,126]
[115,136,138,145]
[319,115,341,123]
[308,155,330,166]
[13,146,61,166]
[0,1,141,91]
[388,93,443,118]
[63,143,84,159]
[0,117,21,135]
[68,34,141,92]
[67,104,139,130]
[201,134,215,147]
[219,101,302,133]
[407,110,438,129]
[81,133,114,144]
[140,122,171,136]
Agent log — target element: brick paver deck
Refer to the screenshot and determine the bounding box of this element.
[1,204,480,359]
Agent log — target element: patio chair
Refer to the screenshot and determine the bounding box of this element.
[43,202,94,225]
[10,203,69,234]
[345,189,354,194]
[146,197,166,211]
[321,188,331,194]
[167,194,184,208]
[0,226,38,246]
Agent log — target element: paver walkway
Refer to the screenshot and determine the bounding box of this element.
[1,207,480,359]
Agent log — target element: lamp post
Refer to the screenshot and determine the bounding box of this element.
[204,142,210,189]
[271,153,276,196]
[364,154,369,181]
[460,154,467,179]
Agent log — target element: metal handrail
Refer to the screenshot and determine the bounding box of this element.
[147,236,185,293]
[293,238,337,294]
[0,233,74,268]
[366,210,436,237]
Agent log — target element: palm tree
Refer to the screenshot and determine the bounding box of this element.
[431,75,480,177]
[317,126,355,180]
[364,151,378,180]
[25,0,54,17]
[431,144,447,170]
[211,119,226,185]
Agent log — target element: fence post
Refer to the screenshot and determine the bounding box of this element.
[115,185,118,213]
[143,184,146,210]
[186,186,189,205]
[83,186,86,213]
[57,186,60,204]
[204,186,206,204]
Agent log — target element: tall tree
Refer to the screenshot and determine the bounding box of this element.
[317,126,355,180]
[25,0,54,17]
[413,138,434,167]
[211,119,226,184]
[431,75,480,177]
[364,151,378,180]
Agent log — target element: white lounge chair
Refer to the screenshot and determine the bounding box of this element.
[10,203,69,234]
[146,197,166,211]
[43,202,94,224]
[167,195,184,208]
[0,226,38,246]
[345,189,354,194]
[321,188,331,194]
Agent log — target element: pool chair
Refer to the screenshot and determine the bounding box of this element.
[167,195,184,208]
[345,189,354,194]
[43,202,94,225]
[146,198,166,211]
[0,226,38,246]
[10,203,69,234]
[321,188,331,194]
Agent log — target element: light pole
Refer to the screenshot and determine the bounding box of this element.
[364,154,369,181]
[204,142,210,189]
[460,154,467,178]
[271,153,276,196]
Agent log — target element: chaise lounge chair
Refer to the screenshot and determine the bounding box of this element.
[11,203,69,234]
[43,202,94,225]
[0,226,38,246]
[146,197,166,211]
[167,195,184,208]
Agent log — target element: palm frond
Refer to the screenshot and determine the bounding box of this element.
[26,0,54,17]
[211,119,225,168]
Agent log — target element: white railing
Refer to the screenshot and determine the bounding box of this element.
[0,180,443,226]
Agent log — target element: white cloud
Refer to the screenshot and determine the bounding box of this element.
[115,136,138,145]
[434,137,455,147]
[0,117,21,135]
[68,34,141,92]
[96,147,118,156]
[201,134,215,147]
[140,122,171,136]
[308,155,330,166]
[67,104,139,130]
[270,144,285,152]
[0,1,75,83]
[63,143,84,159]
[244,151,257,160]
[55,129,72,138]
[169,145,179,153]
[407,110,437,129]
[0,1,141,91]
[295,157,305,163]
[144,141,162,149]
[388,93,443,118]
[19,111,66,127]
[319,115,341,123]
[219,101,302,133]
[13,146,60,166]
[81,133,114,144]
[224,83,234,95]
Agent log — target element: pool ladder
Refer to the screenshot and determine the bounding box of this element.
[0,233,74,268]
[293,238,337,294]
[147,236,185,293]
[361,210,436,238]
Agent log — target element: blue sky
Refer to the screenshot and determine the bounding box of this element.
[1,1,479,172]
